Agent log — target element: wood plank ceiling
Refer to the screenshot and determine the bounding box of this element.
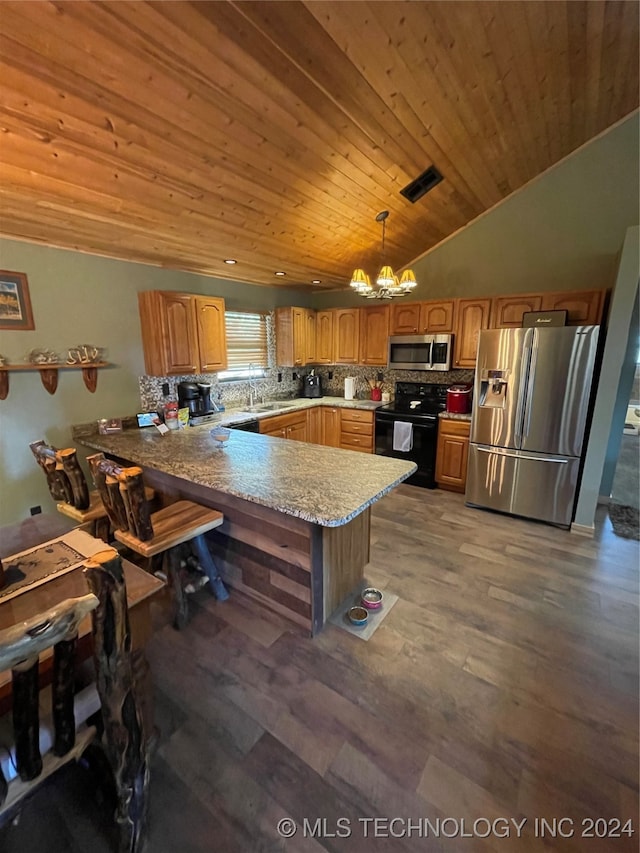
[0,1,638,290]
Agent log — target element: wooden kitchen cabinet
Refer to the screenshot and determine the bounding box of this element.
[454,298,491,368]
[419,300,455,332]
[305,309,316,363]
[333,308,360,364]
[138,290,227,375]
[307,406,322,444]
[359,305,389,365]
[275,307,308,367]
[259,409,308,442]
[390,300,454,334]
[340,409,374,453]
[435,418,471,492]
[390,302,421,334]
[540,289,604,325]
[322,406,342,447]
[315,310,334,364]
[490,294,543,328]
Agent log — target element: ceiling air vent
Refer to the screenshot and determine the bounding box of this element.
[400,165,443,203]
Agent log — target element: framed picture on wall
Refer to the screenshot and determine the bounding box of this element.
[0,270,35,330]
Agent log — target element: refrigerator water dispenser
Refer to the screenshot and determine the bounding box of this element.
[478,369,509,408]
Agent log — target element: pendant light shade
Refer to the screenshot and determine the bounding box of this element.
[349,211,418,299]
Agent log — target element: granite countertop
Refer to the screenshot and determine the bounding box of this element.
[73,412,416,528]
[439,411,473,422]
[212,395,385,428]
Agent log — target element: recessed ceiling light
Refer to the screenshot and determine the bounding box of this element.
[312,279,321,284]
[223,259,237,264]
[274,271,286,276]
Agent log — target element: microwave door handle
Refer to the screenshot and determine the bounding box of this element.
[428,337,433,369]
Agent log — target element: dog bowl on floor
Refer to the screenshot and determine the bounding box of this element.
[361,587,384,610]
[347,605,369,627]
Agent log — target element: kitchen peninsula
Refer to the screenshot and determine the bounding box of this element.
[73,419,415,635]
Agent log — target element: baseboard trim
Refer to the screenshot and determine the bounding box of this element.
[571,521,595,537]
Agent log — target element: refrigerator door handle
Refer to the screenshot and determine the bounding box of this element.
[522,332,539,439]
[475,445,568,464]
[514,329,533,445]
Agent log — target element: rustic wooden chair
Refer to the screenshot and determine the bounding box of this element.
[87,453,227,629]
[0,548,148,853]
[29,441,111,541]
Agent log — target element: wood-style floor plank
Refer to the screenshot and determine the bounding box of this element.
[1,487,637,852]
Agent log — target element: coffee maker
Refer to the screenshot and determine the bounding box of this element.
[177,382,214,419]
[302,371,323,398]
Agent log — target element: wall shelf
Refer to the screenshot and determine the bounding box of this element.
[0,362,110,399]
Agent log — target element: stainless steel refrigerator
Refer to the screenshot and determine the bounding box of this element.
[466,325,599,527]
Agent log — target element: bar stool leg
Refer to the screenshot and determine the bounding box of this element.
[190,534,229,602]
[165,548,189,631]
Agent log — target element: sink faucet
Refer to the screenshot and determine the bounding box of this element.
[248,364,259,407]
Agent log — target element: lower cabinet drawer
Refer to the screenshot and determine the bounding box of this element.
[340,432,373,452]
[341,409,374,424]
[340,421,373,437]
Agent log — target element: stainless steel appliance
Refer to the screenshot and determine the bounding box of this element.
[302,371,323,398]
[466,326,600,528]
[375,382,448,487]
[388,334,452,371]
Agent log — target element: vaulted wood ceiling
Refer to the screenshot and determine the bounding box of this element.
[0,1,638,290]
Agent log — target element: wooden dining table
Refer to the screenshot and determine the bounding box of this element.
[0,513,165,715]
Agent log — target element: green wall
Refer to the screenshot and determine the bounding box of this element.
[0,242,312,525]
[312,114,639,309]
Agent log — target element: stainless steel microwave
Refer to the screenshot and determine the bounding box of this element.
[388,334,453,371]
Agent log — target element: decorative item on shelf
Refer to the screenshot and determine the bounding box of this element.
[0,354,6,366]
[349,210,418,300]
[26,348,60,364]
[67,344,104,365]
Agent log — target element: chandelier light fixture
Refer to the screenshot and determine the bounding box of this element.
[349,210,417,299]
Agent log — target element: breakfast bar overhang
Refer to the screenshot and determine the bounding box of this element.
[73,425,416,635]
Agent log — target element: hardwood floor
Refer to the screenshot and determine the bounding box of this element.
[2,485,638,852]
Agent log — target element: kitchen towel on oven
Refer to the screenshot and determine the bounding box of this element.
[393,421,413,452]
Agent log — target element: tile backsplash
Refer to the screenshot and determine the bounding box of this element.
[139,364,475,411]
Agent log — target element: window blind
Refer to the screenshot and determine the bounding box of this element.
[219,311,268,379]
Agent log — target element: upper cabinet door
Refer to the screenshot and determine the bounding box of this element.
[195,296,227,372]
[292,307,307,366]
[275,306,307,367]
[315,310,334,364]
[490,294,543,328]
[420,300,455,332]
[162,293,199,374]
[390,302,420,335]
[305,309,316,364]
[454,298,491,367]
[334,308,360,363]
[540,290,604,325]
[359,305,390,365]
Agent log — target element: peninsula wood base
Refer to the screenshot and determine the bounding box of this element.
[130,467,371,636]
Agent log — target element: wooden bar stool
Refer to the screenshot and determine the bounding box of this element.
[29,441,111,541]
[87,453,228,629]
[0,548,148,852]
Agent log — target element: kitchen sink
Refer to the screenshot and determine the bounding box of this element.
[246,402,296,412]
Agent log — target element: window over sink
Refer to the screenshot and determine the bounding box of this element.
[218,311,268,381]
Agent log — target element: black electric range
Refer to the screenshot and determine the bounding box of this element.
[374,382,448,488]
